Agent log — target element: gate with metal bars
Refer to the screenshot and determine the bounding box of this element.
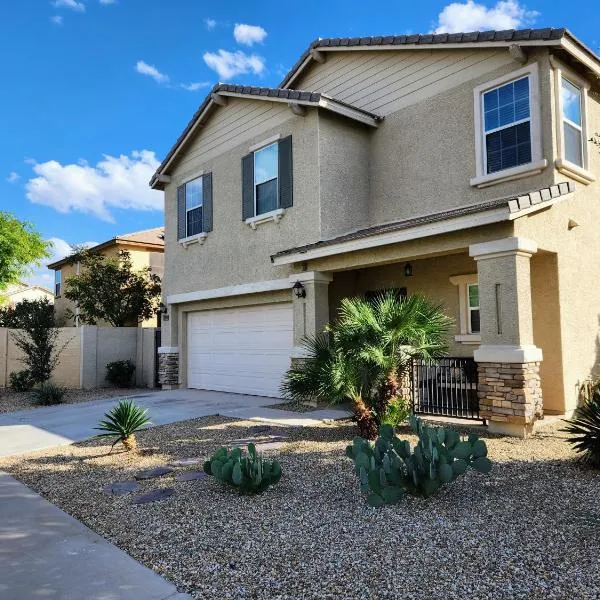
[411,357,481,421]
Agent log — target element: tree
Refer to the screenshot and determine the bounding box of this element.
[6,298,66,385]
[0,212,49,290]
[64,249,161,327]
[281,292,452,439]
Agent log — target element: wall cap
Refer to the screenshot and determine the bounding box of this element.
[469,237,538,260]
[290,271,333,284]
[158,346,180,354]
[475,344,543,363]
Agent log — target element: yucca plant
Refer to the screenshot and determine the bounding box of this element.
[95,399,151,451]
[281,292,452,439]
[563,392,600,467]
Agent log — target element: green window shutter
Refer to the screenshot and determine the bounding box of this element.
[278,135,293,209]
[241,153,254,220]
[202,172,213,232]
[177,184,186,240]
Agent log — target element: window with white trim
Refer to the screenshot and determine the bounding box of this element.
[561,77,584,167]
[482,75,532,174]
[54,269,61,297]
[467,283,480,334]
[254,142,278,216]
[185,177,203,237]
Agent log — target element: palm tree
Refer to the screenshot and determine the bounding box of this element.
[281,292,452,439]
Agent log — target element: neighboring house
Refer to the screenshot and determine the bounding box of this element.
[1,283,54,308]
[151,27,600,436]
[48,227,164,327]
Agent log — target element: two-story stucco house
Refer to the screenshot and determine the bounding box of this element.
[152,27,600,436]
[48,227,164,327]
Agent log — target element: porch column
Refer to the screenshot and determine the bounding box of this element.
[158,302,180,389]
[290,271,333,360]
[469,237,543,437]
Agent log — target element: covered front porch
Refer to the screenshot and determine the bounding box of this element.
[287,236,565,437]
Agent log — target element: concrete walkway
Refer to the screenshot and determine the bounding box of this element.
[0,388,350,457]
[0,472,190,600]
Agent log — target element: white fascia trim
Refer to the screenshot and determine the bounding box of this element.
[158,346,180,354]
[272,206,509,266]
[249,134,281,153]
[317,97,380,127]
[470,159,548,188]
[179,232,207,248]
[166,277,291,305]
[245,208,285,229]
[560,38,600,79]
[469,237,537,260]
[474,344,543,363]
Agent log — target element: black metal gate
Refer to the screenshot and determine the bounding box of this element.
[154,328,161,388]
[411,357,481,421]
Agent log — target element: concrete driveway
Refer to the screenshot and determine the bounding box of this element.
[0,388,350,457]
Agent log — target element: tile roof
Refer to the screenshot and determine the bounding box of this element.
[271,182,576,260]
[279,27,568,87]
[149,84,380,188]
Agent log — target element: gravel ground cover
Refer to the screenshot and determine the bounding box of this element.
[0,387,159,414]
[1,417,599,599]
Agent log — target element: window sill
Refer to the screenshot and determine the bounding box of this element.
[455,334,481,345]
[470,159,548,189]
[245,208,285,230]
[555,159,595,185]
[179,232,207,248]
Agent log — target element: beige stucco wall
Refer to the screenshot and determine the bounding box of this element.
[54,244,161,328]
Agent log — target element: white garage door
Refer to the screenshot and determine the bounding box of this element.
[187,303,294,398]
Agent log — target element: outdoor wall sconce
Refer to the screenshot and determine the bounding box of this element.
[292,281,306,299]
[158,302,168,314]
[404,263,413,277]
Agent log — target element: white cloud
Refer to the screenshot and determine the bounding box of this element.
[7,172,20,184]
[433,0,538,33]
[135,60,169,84]
[99,0,116,4]
[203,49,265,80]
[25,237,98,289]
[204,18,216,30]
[53,0,85,12]
[25,150,162,222]
[50,15,64,25]
[233,23,267,46]
[180,81,211,92]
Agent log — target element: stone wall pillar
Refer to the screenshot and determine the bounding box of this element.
[469,237,543,437]
[158,347,179,389]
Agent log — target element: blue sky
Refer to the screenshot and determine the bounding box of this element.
[1,0,598,288]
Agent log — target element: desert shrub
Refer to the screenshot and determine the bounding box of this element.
[9,370,34,392]
[346,415,492,506]
[563,392,600,468]
[377,396,410,428]
[95,399,151,451]
[204,444,282,494]
[106,360,136,388]
[31,382,67,406]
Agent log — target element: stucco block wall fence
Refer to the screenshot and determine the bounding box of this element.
[0,327,157,389]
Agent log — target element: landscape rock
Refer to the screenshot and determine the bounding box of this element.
[132,488,176,505]
[134,467,173,480]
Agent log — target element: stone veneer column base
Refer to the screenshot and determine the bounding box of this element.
[478,361,543,438]
[158,352,179,388]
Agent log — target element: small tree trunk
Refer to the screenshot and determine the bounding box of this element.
[122,435,137,451]
[352,397,378,440]
[374,372,400,425]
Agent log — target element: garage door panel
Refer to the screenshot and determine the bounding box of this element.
[187,303,293,398]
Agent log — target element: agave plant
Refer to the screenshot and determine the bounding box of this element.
[563,392,600,467]
[281,292,452,439]
[95,399,151,451]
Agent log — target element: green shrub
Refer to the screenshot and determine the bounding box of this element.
[106,360,136,388]
[377,396,410,428]
[563,392,600,468]
[9,370,34,392]
[95,398,151,451]
[31,382,67,406]
[204,444,282,494]
[346,415,492,506]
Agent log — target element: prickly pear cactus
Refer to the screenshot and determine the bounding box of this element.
[203,443,282,494]
[346,416,492,506]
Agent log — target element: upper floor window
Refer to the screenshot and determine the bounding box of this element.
[561,77,584,167]
[185,177,203,237]
[242,136,293,225]
[471,64,544,188]
[483,76,531,174]
[54,270,61,297]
